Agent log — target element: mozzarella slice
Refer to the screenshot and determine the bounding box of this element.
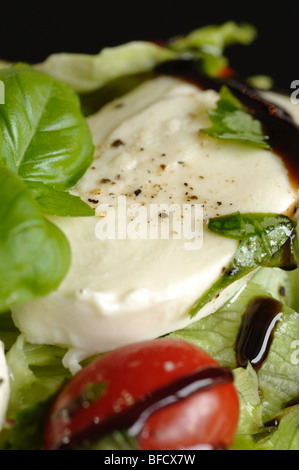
[0,341,9,431]
[11,76,299,374]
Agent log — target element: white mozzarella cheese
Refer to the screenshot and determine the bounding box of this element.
[11,76,299,374]
[0,341,9,431]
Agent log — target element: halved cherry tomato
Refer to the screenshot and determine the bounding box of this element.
[43,338,239,450]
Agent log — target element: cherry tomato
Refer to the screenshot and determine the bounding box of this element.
[43,338,239,450]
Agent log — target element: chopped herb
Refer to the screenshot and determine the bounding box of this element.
[201,86,270,149]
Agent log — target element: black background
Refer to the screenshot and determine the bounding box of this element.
[0,1,297,90]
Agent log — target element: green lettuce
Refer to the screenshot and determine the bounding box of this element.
[233,364,264,435]
[36,42,174,94]
[2,271,299,450]
[5,335,68,417]
[168,21,257,77]
[0,330,70,450]
[0,64,97,311]
[0,65,94,209]
[231,405,299,450]
[169,275,299,448]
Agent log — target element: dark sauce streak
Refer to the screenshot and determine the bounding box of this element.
[235,296,283,371]
[156,59,299,189]
[264,417,280,429]
[277,230,298,272]
[54,365,233,450]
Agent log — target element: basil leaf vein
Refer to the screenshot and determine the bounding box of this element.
[25,181,95,217]
[0,64,94,215]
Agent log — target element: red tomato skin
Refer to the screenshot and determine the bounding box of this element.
[139,382,239,450]
[43,338,239,450]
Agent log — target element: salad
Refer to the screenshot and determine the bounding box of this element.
[0,21,299,450]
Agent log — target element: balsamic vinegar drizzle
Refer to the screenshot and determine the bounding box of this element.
[54,365,233,450]
[235,296,283,371]
[156,59,299,189]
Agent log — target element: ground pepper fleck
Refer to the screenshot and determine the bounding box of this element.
[111,139,125,147]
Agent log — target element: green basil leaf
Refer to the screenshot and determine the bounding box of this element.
[0,397,53,450]
[201,86,270,149]
[1,23,256,95]
[0,166,71,313]
[0,64,94,192]
[25,181,94,217]
[189,213,296,317]
[261,405,299,450]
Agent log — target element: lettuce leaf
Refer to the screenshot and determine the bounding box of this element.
[25,181,94,217]
[0,64,94,194]
[168,21,257,77]
[32,22,256,94]
[35,42,175,94]
[263,405,299,450]
[5,334,69,418]
[168,21,256,55]
[170,279,299,432]
[0,331,70,450]
[231,405,299,450]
